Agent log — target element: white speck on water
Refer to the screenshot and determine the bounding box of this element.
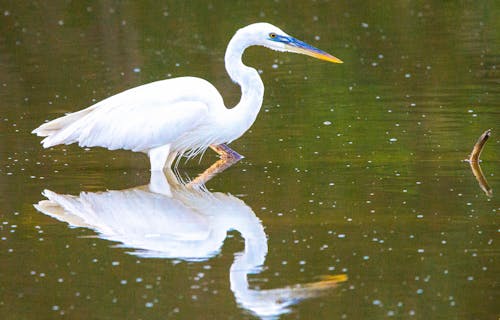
[271,63,278,69]
[111,261,120,266]
[58,20,64,26]
[338,234,346,239]
[405,73,411,78]
[145,302,153,308]
[416,288,423,294]
[389,138,398,142]
[361,22,369,28]
[417,249,425,253]
[133,67,141,73]
[372,299,382,306]
[323,120,332,125]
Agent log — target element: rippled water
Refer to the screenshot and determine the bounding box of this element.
[1,1,498,319]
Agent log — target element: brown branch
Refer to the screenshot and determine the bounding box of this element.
[469,161,493,197]
[466,129,493,197]
[468,129,491,163]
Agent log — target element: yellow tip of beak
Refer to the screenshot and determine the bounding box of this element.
[312,52,343,64]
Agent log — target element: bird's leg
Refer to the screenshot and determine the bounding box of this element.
[210,144,244,161]
[148,144,171,171]
[186,145,242,187]
[148,170,173,196]
[187,157,239,187]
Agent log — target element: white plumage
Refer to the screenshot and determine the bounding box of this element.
[33,22,342,170]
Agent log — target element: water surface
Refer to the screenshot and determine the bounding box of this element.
[1,1,498,319]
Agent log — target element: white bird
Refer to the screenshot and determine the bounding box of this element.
[32,22,342,170]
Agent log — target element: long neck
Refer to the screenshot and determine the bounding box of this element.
[224,32,264,133]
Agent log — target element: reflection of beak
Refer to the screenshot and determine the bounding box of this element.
[304,274,348,289]
[284,37,343,64]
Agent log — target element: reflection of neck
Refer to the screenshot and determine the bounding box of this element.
[229,219,268,305]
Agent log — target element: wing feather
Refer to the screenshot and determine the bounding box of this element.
[36,77,222,152]
[77,100,208,151]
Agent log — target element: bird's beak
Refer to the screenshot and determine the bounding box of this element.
[284,36,343,64]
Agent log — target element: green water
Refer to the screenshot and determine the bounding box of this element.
[1,1,498,319]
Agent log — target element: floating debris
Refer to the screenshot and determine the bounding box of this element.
[466,129,492,197]
[468,129,490,163]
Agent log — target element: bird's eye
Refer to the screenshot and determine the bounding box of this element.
[269,33,277,39]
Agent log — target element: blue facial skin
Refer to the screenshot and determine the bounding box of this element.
[270,34,327,55]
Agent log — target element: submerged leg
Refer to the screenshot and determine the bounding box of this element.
[148,144,171,171]
[148,170,173,196]
[210,143,244,161]
[187,157,240,187]
[187,144,243,187]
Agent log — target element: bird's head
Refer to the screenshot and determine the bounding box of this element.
[239,22,343,64]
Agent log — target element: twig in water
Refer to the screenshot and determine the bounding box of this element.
[466,129,492,197]
[468,129,491,163]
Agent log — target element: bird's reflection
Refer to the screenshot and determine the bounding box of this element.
[34,160,346,318]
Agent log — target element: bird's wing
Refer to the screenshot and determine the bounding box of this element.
[36,189,211,240]
[41,78,219,152]
[76,99,208,152]
[34,188,221,259]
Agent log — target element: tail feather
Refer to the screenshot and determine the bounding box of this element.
[32,104,98,148]
[34,190,92,228]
